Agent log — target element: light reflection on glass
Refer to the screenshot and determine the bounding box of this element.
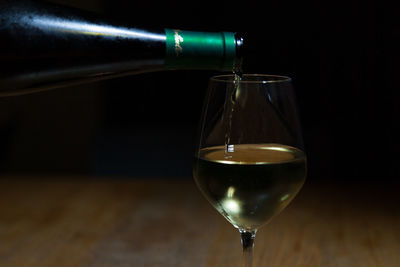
[222,199,240,214]
[23,16,166,41]
[227,186,235,198]
[280,194,289,202]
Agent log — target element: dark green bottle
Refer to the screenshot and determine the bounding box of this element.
[0,0,244,96]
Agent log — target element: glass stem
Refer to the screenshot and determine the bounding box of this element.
[239,229,257,267]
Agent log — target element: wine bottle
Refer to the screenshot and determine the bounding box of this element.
[0,0,244,96]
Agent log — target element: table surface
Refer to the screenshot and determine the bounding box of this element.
[0,177,398,267]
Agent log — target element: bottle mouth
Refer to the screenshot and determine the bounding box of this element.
[210,74,292,84]
[234,33,244,60]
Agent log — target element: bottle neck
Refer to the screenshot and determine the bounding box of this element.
[164,29,239,71]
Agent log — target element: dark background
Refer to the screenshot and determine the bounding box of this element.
[0,0,398,181]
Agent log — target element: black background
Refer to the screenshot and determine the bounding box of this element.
[0,0,398,181]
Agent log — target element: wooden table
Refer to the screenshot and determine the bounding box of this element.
[0,177,398,267]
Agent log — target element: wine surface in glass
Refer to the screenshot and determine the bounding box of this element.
[193,144,306,230]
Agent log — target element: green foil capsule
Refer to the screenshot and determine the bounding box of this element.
[164,29,237,71]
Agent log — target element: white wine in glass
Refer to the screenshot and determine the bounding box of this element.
[193,74,307,267]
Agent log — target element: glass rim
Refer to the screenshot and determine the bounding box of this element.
[210,74,292,84]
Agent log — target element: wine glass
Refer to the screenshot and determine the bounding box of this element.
[193,74,307,267]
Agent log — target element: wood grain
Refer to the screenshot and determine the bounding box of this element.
[0,177,398,267]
